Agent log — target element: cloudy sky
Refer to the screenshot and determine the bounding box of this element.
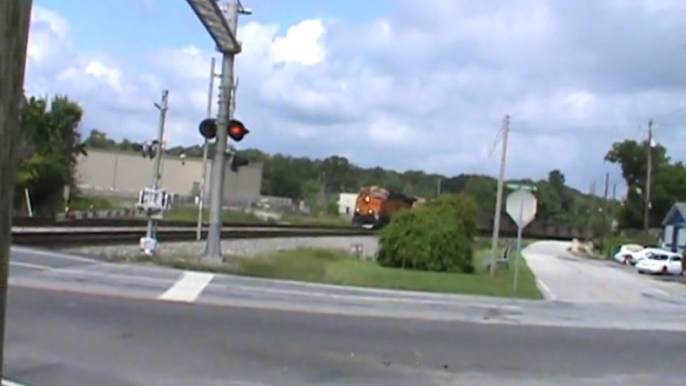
[25,0,686,192]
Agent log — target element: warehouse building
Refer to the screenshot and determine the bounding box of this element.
[74,148,263,207]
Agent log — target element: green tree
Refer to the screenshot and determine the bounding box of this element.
[84,129,117,149]
[604,139,674,228]
[16,95,87,215]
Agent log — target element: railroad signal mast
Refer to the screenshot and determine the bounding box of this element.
[186,0,252,259]
[137,90,174,256]
[197,114,251,240]
[198,118,251,173]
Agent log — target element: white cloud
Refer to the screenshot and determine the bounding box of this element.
[24,1,686,191]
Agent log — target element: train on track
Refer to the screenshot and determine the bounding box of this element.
[351,185,426,229]
[349,185,593,240]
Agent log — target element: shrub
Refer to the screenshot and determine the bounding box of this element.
[427,193,480,239]
[377,193,479,273]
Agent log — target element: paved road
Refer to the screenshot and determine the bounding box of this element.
[9,246,686,331]
[5,244,686,385]
[6,286,686,386]
[522,241,686,305]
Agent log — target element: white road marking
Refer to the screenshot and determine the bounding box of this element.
[218,283,524,311]
[159,271,215,302]
[3,379,30,386]
[9,261,57,271]
[11,246,98,263]
[535,278,556,301]
[9,260,175,286]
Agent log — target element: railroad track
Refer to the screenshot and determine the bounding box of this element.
[12,225,370,247]
[10,215,579,247]
[11,216,359,230]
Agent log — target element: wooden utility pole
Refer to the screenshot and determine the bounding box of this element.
[0,0,34,377]
[490,115,510,276]
[610,182,617,234]
[644,120,653,236]
[585,181,596,241]
[602,173,610,235]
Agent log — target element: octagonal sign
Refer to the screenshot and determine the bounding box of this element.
[506,190,538,228]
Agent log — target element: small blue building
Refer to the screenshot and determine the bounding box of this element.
[662,202,686,253]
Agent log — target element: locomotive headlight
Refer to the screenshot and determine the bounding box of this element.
[368,209,373,214]
[364,196,370,203]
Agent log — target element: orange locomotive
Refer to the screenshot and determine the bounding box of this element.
[352,185,426,229]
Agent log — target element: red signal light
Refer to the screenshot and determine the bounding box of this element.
[227,119,249,142]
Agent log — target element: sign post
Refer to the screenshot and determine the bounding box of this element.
[506,184,538,293]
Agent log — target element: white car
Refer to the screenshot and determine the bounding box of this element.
[635,252,684,275]
[612,244,651,265]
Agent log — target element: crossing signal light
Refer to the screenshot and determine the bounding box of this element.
[228,119,249,142]
[199,118,217,140]
[230,154,249,172]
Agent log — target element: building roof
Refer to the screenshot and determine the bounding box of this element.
[662,202,686,226]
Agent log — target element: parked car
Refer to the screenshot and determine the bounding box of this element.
[635,252,684,275]
[612,244,648,265]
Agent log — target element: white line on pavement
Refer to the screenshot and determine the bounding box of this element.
[159,271,215,302]
[9,260,176,286]
[11,246,98,263]
[219,283,524,311]
[3,379,30,386]
[536,279,557,301]
[10,261,55,271]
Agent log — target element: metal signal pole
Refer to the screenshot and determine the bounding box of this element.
[185,0,251,259]
[490,115,510,276]
[144,90,169,245]
[204,2,245,259]
[197,57,220,240]
[0,0,33,377]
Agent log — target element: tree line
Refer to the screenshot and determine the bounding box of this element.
[16,93,686,232]
[85,129,597,227]
[605,139,686,229]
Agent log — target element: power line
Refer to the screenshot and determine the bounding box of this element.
[486,125,504,160]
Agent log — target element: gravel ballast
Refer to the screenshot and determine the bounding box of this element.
[64,236,380,260]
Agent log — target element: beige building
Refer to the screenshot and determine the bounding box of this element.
[337,192,359,217]
[75,148,263,207]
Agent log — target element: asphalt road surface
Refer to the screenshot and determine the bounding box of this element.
[523,241,686,305]
[5,244,686,385]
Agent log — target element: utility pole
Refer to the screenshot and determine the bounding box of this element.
[644,120,653,236]
[490,115,510,276]
[143,90,169,249]
[602,172,610,236]
[585,181,596,241]
[197,57,220,240]
[318,171,327,214]
[436,178,442,198]
[0,0,33,377]
[610,182,617,234]
[204,2,244,260]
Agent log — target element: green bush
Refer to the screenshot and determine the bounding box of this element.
[427,193,480,239]
[377,193,479,273]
